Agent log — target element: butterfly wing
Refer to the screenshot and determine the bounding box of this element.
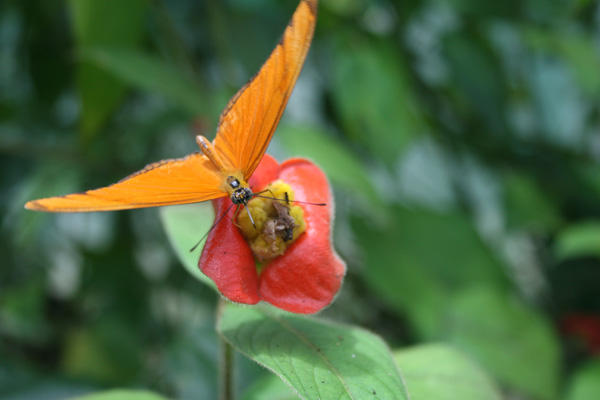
[213,0,317,178]
[25,0,318,213]
[25,153,225,212]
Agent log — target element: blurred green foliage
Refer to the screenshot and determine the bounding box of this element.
[394,344,502,400]
[218,304,410,399]
[2,0,600,399]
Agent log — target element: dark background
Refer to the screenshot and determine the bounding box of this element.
[2,0,600,399]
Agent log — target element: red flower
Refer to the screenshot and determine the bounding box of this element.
[198,154,345,314]
[561,313,600,354]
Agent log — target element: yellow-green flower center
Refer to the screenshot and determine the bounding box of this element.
[237,180,306,263]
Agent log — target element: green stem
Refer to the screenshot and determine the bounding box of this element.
[218,299,234,400]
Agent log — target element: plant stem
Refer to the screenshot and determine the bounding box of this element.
[218,299,234,400]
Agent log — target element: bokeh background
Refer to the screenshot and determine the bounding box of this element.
[2,0,600,399]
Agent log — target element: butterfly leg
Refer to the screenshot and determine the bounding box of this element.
[189,202,236,252]
[231,204,242,228]
[231,204,258,232]
[245,205,257,229]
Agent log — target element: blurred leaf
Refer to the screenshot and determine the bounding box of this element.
[394,344,502,400]
[547,259,600,315]
[571,0,596,12]
[61,328,117,383]
[354,207,506,337]
[504,172,561,232]
[0,357,39,399]
[72,390,168,400]
[446,287,560,400]
[322,0,367,16]
[218,304,409,400]
[81,48,206,116]
[522,0,571,22]
[25,2,72,104]
[555,221,600,261]
[160,203,216,288]
[2,379,93,400]
[162,297,219,399]
[525,28,600,95]
[69,0,147,140]
[443,32,506,131]
[565,360,600,400]
[0,279,49,344]
[61,321,141,384]
[241,374,296,400]
[331,37,424,163]
[11,161,81,248]
[396,137,456,211]
[278,123,385,214]
[577,163,600,199]
[445,0,517,18]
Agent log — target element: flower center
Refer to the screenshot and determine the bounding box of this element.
[237,180,306,264]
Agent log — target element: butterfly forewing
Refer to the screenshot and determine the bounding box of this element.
[24,0,318,213]
[212,0,317,179]
[25,154,225,212]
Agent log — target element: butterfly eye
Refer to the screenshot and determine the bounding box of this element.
[227,177,240,189]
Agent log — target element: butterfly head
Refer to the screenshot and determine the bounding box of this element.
[227,176,253,205]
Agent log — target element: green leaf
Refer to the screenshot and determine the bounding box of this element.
[218,304,409,400]
[0,378,93,400]
[566,360,600,400]
[12,161,81,248]
[331,37,424,164]
[354,207,507,337]
[443,33,507,131]
[504,172,561,232]
[446,287,560,400]
[160,203,216,287]
[555,221,600,260]
[69,0,147,140]
[163,300,219,399]
[242,374,297,400]
[277,124,384,215]
[72,390,168,400]
[394,344,502,400]
[525,28,600,95]
[0,279,49,344]
[323,0,368,16]
[81,48,206,116]
[0,354,41,398]
[61,321,142,384]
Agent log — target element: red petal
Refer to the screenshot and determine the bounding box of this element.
[249,154,279,191]
[197,155,279,304]
[199,197,259,304]
[198,155,345,313]
[258,158,346,314]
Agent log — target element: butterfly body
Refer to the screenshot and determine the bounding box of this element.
[25,0,317,213]
[227,178,253,205]
[195,134,251,204]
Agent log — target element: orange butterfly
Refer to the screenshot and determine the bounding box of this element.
[25,0,317,213]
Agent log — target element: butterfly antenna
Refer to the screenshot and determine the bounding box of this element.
[189,203,236,252]
[252,194,326,206]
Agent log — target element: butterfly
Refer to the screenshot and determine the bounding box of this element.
[25,0,317,213]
